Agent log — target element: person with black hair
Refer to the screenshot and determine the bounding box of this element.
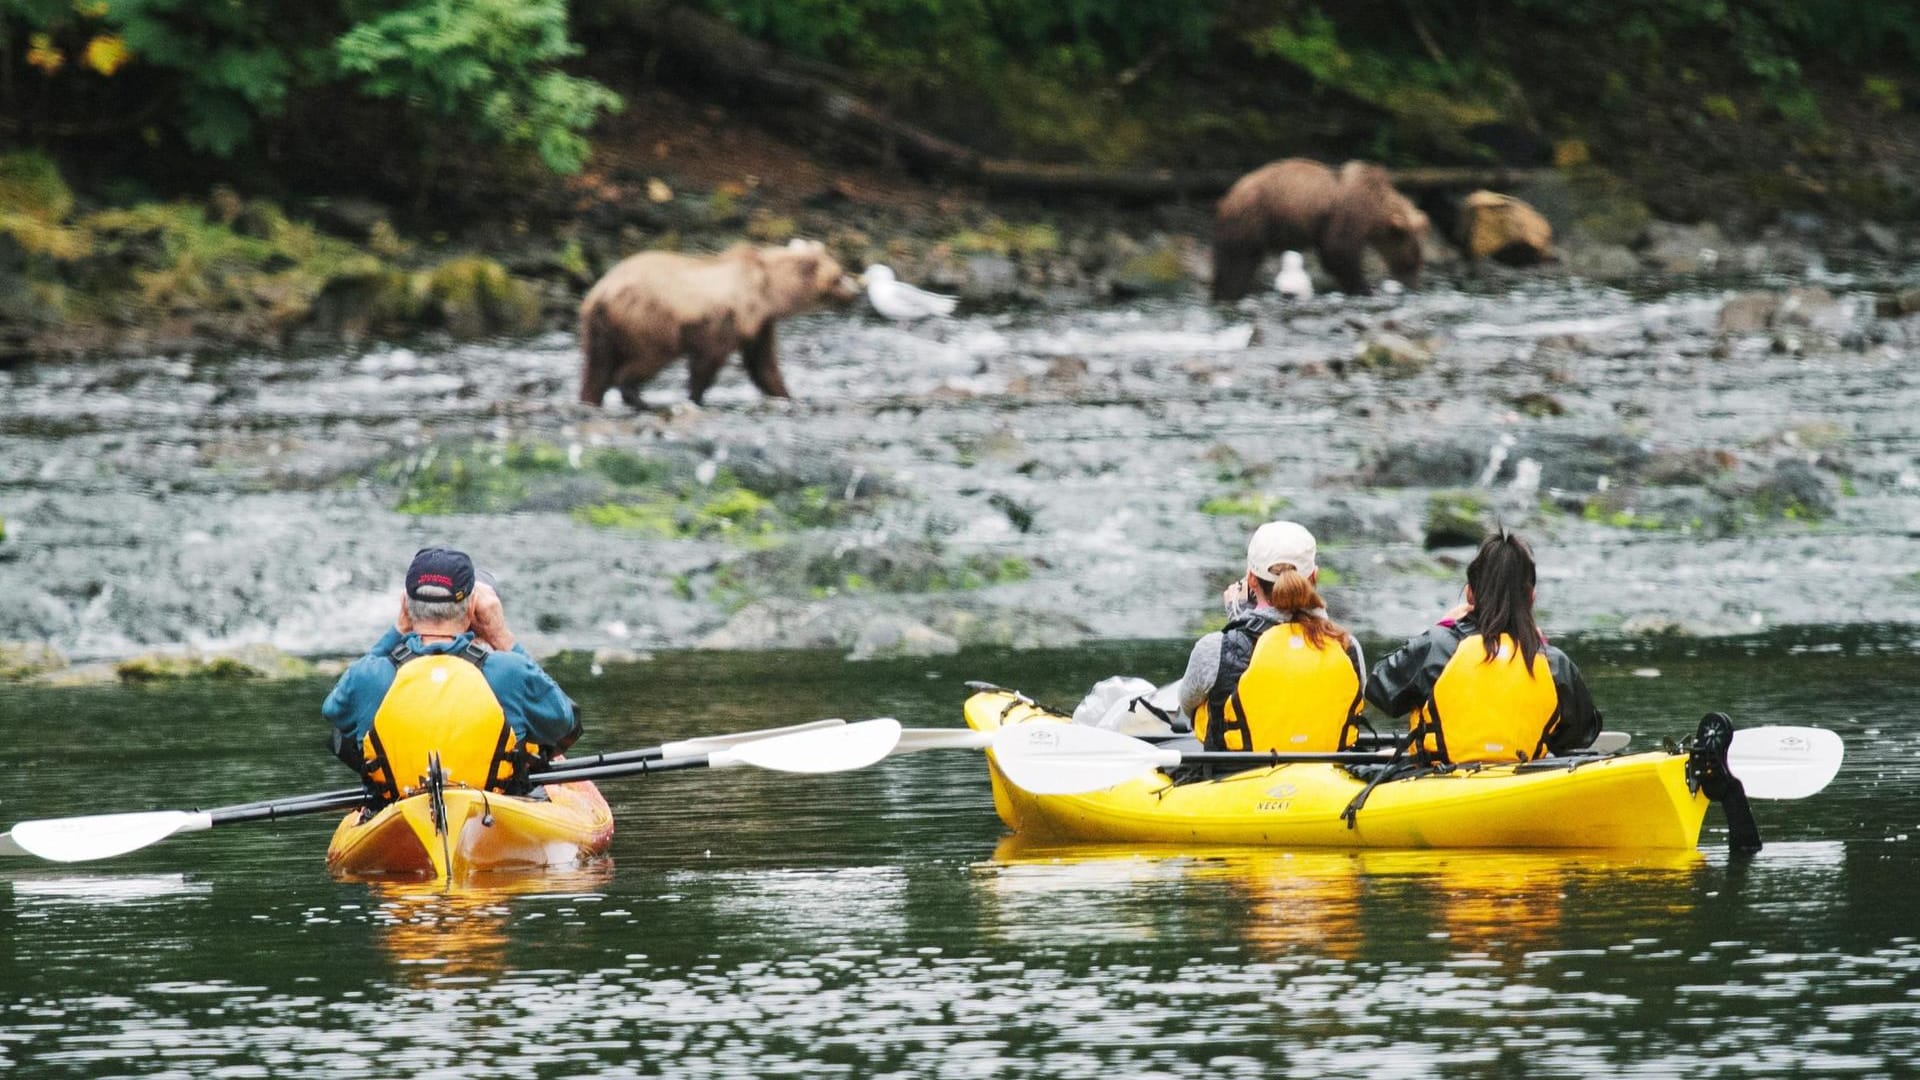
[1366,530,1600,763]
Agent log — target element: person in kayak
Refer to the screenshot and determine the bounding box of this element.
[1367,530,1600,763]
[1175,520,1367,752]
[322,547,581,802]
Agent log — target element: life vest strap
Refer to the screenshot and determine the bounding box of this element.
[360,727,401,805]
[388,640,489,669]
[362,641,515,801]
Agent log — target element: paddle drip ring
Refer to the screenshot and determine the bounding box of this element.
[1686,712,1762,853]
[424,751,449,837]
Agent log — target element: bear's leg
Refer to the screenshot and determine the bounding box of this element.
[1210,239,1263,302]
[604,340,676,410]
[579,303,621,405]
[685,348,733,405]
[1318,246,1373,295]
[681,314,740,405]
[742,324,791,399]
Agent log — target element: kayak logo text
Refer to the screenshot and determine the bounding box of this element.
[1258,783,1297,813]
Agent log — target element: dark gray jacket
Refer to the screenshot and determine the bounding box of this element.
[1365,617,1600,757]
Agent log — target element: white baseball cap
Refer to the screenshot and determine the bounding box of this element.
[1246,520,1317,582]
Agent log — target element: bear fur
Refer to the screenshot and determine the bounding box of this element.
[578,240,858,407]
[1211,159,1430,301]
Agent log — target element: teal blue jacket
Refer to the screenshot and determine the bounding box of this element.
[321,627,580,752]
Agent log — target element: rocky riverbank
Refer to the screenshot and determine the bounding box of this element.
[5,240,1920,680]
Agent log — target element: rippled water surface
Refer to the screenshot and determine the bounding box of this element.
[4,632,1918,1077]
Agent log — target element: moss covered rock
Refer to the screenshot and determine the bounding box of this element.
[422,256,541,339]
[1425,491,1490,549]
[1565,165,1653,248]
[0,641,68,681]
[114,645,315,683]
[1110,240,1191,297]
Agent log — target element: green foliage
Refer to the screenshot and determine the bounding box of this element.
[1862,76,1902,113]
[335,0,621,174]
[3,0,616,175]
[703,0,1217,75]
[1701,94,1740,121]
[1246,7,1511,148]
[0,151,74,220]
[699,0,1218,159]
[0,151,89,260]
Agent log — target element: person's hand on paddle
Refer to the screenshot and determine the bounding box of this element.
[469,581,516,652]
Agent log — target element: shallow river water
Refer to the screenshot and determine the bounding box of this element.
[4,630,1918,1078]
[7,270,1920,660]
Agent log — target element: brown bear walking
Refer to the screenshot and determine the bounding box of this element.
[1211,159,1429,301]
[578,240,858,407]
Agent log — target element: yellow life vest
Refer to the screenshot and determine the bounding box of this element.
[358,642,542,801]
[1196,620,1364,753]
[1415,633,1560,763]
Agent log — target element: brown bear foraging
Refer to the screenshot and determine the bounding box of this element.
[578,240,858,407]
[1211,159,1430,301]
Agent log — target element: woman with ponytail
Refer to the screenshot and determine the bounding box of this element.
[1367,530,1600,763]
[1175,521,1368,753]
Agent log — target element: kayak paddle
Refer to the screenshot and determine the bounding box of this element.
[206,717,854,819]
[0,718,901,864]
[1714,725,1844,800]
[986,721,1843,798]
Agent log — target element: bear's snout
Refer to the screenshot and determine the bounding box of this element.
[827,273,861,304]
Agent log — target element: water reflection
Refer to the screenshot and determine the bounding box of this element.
[984,837,1709,959]
[11,873,212,905]
[360,865,614,983]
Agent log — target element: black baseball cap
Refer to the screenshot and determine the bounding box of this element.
[405,547,496,602]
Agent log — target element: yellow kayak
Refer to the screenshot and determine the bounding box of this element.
[965,690,1713,850]
[326,780,614,882]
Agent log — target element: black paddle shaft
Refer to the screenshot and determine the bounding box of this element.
[205,754,713,826]
[1181,750,1396,766]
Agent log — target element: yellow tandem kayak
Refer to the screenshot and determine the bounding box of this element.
[964,690,1713,850]
[325,780,614,882]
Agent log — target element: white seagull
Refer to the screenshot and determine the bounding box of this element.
[1274,250,1314,300]
[861,264,958,320]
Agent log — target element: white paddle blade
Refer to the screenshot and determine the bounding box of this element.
[894,728,993,754]
[6,811,214,863]
[714,718,902,773]
[990,723,1180,796]
[1729,726,1844,800]
[661,718,847,759]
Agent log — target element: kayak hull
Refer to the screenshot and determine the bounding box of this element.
[325,780,614,881]
[965,691,1712,850]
